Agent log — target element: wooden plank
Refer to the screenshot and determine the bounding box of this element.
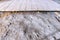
[0,0,14,11]
[0,0,60,11]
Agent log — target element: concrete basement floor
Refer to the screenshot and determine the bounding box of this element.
[0,12,60,40]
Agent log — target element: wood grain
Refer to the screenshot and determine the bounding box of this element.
[0,0,60,11]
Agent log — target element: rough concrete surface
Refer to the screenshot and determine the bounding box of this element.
[0,12,60,40]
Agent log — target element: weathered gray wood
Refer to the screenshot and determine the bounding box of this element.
[0,0,60,11]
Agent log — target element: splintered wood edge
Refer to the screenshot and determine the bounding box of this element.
[0,11,60,18]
